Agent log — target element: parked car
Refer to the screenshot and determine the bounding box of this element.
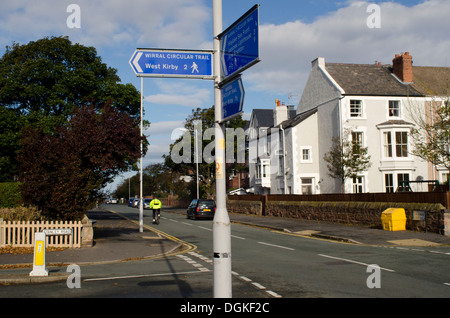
[187,199,216,220]
[109,198,118,204]
[143,199,152,209]
[128,198,136,207]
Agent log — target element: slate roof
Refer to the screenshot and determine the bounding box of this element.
[325,63,423,97]
[411,66,450,96]
[250,108,296,128]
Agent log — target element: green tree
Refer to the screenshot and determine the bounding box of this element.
[323,131,372,193]
[410,98,450,173]
[0,36,142,181]
[164,106,247,199]
[19,104,142,220]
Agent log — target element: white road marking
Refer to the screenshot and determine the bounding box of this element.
[258,241,294,251]
[318,254,395,272]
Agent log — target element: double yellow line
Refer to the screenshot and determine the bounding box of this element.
[110,210,197,258]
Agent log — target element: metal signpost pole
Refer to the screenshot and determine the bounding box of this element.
[213,0,232,298]
[139,77,144,233]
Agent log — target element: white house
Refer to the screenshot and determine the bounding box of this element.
[249,52,450,194]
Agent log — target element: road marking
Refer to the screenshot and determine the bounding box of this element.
[182,222,193,226]
[239,276,252,282]
[231,235,246,240]
[318,254,395,272]
[258,241,294,251]
[176,255,209,272]
[266,290,282,298]
[233,271,282,298]
[444,283,450,287]
[84,270,207,282]
[197,226,213,232]
[252,282,266,290]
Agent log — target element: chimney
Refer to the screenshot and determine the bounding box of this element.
[392,52,413,83]
[274,100,288,126]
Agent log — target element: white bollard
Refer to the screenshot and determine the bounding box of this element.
[29,232,48,277]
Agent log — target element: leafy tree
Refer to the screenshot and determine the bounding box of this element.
[323,131,372,193]
[164,106,247,199]
[0,36,142,181]
[18,104,142,220]
[410,98,450,173]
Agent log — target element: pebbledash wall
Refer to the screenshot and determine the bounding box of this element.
[226,194,450,236]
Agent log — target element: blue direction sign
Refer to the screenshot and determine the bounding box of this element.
[129,49,214,79]
[221,76,245,122]
[219,5,260,81]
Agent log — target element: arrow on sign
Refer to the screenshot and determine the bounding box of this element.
[132,52,143,73]
[221,76,245,122]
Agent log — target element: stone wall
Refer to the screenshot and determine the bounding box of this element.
[227,199,448,235]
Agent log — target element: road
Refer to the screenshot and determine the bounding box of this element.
[2,204,450,300]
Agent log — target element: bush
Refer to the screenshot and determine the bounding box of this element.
[0,206,42,221]
[0,182,22,208]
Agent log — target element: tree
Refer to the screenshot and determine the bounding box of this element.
[0,36,142,181]
[164,106,248,199]
[410,98,450,173]
[18,104,142,220]
[323,132,372,193]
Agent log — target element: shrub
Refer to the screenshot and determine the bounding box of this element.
[0,206,42,221]
[0,182,22,208]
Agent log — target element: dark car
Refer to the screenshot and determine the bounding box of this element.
[187,199,216,220]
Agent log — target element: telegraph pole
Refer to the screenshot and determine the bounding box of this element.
[213,0,232,298]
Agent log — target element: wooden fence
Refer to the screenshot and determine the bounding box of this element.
[0,220,83,248]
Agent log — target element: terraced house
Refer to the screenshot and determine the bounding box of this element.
[249,52,450,195]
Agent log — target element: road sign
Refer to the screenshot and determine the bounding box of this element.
[219,5,260,82]
[129,49,214,79]
[221,76,245,122]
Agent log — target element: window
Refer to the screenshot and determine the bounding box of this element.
[385,174,394,193]
[352,131,363,146]
[352,176,364,193]
[301,178,313,195]
[262,164,268,178]
[382,130,409,159]
[300,147,312,163]
[395,132,408,157]
[397,173,410,191]
[383,132,393,157]
[389,100,401,117]
[350,100,362,117]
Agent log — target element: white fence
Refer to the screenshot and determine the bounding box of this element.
[0,219,83,248]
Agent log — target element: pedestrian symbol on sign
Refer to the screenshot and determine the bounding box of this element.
[191,62,199,73]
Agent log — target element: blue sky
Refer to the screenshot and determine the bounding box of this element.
[1,0,449,193]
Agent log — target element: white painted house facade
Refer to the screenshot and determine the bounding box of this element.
[249,52,450,195]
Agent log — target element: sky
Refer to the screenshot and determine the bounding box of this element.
[1,0,450,193]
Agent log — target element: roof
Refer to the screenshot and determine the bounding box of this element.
[281,107,318,129]
[250,108,296,128]
[325,63,423,97]
[412,66,450,96]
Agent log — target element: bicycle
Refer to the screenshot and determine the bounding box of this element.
[153,209,160,225]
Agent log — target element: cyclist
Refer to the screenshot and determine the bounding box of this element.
[150,197,162,223]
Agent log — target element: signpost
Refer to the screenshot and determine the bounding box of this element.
[221,76,245,122]
[130,0,259,298]
[219,5,260,82]
[129,49,214,79]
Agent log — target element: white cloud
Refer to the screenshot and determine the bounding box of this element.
[0,0,211,49]
[144,80,211,107]
[247,0,450,97]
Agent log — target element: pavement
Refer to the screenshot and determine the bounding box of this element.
[1,206,450,285]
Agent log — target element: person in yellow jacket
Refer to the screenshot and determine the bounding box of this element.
[149,197,162,223]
